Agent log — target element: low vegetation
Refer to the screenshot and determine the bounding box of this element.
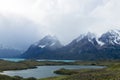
[0,74,37,80]
[40,60,120,80]
[0,59,120,80]
[54,68,79,75]
[0,59,78,72]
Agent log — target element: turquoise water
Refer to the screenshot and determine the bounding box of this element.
[0,58,25,62]
[1,58,76,62]
[0,65,105,79]
[37,59,76,62]
[0,58,105,78]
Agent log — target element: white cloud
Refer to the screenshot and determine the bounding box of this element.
[89,0,120,35]
[0,14,43,50]
[0,0,120,49]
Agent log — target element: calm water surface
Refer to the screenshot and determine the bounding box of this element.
[0,65,105,79]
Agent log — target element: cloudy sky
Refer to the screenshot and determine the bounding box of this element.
[0,0,119,50]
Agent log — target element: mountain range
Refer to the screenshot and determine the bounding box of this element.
[21,29,120,60]
[0,45,22,58]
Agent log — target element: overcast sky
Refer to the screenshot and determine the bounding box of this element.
[0,0,120,50]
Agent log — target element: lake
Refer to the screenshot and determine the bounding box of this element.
[0,58,25,62]
[0,65,105,79]
[0,58,76,62]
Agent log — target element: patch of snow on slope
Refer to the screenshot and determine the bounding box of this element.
[38,45,46,48]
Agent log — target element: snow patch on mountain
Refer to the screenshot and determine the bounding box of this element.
[76,35,85,42]
[100,29,120,45]
[96,38,104,46]
[109,30,120,45]
[50,42,56,46]
[76,32,96,44]
[38,45,46,48]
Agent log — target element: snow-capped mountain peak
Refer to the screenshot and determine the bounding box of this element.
[23,29,120,60]
[33,35,62,49]
[86,32,96,39]
[76,32,96,42]
[75,30,120,46]
[99,29,120,45]
[42,35,58,41]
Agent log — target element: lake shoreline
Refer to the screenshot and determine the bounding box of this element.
[1,59,120,80]
[0,59,106,79]
[0,65,105,79]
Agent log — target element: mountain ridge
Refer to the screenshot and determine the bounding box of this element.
[0,44,22,58]
[21,29,120,60]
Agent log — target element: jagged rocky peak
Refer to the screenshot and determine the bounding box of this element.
[22,29,120,60]
[42,35,58,41]
[76,32,96,42]
[99,29,120,45]
[85,32,96,39]
[75,32,106,46]
[33,35,62,49]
